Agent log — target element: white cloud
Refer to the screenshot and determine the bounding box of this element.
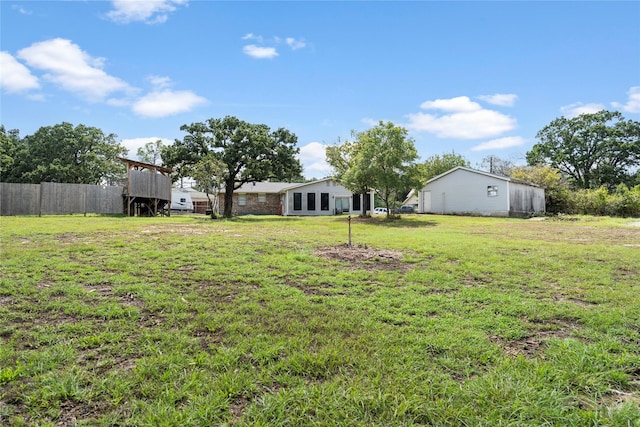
[241,33,307,58]
[477,93,518,107]
[361,117,379,127]
[420,96,481,112]
[560,102,605,118]
[470,136,526,151]
[286,38,306,50]
[611,86,640,113]
[242,33,263,43]
[119,137,173,159]
[132,89,207,118]
[107,0,188,24]
[0,51,40,93]
[17,38,133,101]
[147,75,173,89]
[407,96,517,139]
[243,44,278,59]
[12,5,32,15]
[299,142,331,179]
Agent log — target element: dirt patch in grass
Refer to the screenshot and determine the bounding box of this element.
[313,244,409,271]
[140,224,210,235]
[84,283,141,308]
[229,396,250,424]
[492,318,580,357]
[552,295,598,307]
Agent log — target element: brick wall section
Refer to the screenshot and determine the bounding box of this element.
[219,193,281,215]
[193,201,208,214]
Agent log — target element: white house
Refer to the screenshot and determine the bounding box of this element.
[418,167,545,217]
[280,178,375,216]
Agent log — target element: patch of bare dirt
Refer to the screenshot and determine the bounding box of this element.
[552,295,598,307]
[140,224,208,235]
[84,283,140,307]
[492,318,580,357]
[229,396,250,424]
[313,244,409,271]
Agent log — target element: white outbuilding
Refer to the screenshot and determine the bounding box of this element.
[417,167,545,217]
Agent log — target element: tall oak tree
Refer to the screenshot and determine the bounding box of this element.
[527,110,640,189]
[163,116,303,218]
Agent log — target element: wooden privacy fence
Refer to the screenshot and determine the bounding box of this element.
[0,182,125,216]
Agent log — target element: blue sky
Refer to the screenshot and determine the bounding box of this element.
[1,1,639,179]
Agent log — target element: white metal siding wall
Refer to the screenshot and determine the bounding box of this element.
[508,182,545,215]
[421,169,509,216]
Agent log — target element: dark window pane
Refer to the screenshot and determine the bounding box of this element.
[307,193,316,210]
[352,194,361,211]
[293,192,302,210]
[321,193,329,210]
[364,193,371,211]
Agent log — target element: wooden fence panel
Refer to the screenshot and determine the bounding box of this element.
[40,182,85,214]
[0,183,40,215]
[0,182,124,215]
[85,185,124,214]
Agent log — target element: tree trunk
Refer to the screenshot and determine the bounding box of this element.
[223,180,235,218]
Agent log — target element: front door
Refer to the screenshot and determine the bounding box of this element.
[335,197,350,214]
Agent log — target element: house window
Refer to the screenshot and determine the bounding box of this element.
[320,193,330,210]
[307,193,316,210]
[352,194,361,211]
[293,192,302,210]
[258,193,266,203]
[487,186,498,197]
[238,194,247,205]
[180,198,186,203]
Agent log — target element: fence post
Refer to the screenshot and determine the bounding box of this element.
[38,182,43,217]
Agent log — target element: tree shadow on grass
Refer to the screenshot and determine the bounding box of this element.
[330,215,438,228]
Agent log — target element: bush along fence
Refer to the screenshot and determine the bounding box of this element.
[0,182,125,216]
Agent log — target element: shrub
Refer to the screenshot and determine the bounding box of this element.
[569,185,640,217]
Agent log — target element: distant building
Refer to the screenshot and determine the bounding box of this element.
[417,167,545,217]
[206,178,375,216]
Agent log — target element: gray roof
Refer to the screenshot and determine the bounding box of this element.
[426,166,542,188]
[235,182,295,194]
[184,178,339,196]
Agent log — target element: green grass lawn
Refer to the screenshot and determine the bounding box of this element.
[1,214,639,426]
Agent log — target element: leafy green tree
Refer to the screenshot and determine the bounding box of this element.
[527,110,640,189]
[326,121,422,217]
[163,116,303,218]
[423,151,470,180]
[0,126,24,182]
[1,122,127,184]
[136,139,165,165]
[190,154,226,219]
[326,137,374,211]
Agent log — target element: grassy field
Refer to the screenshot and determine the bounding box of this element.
[1,213,639,426]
